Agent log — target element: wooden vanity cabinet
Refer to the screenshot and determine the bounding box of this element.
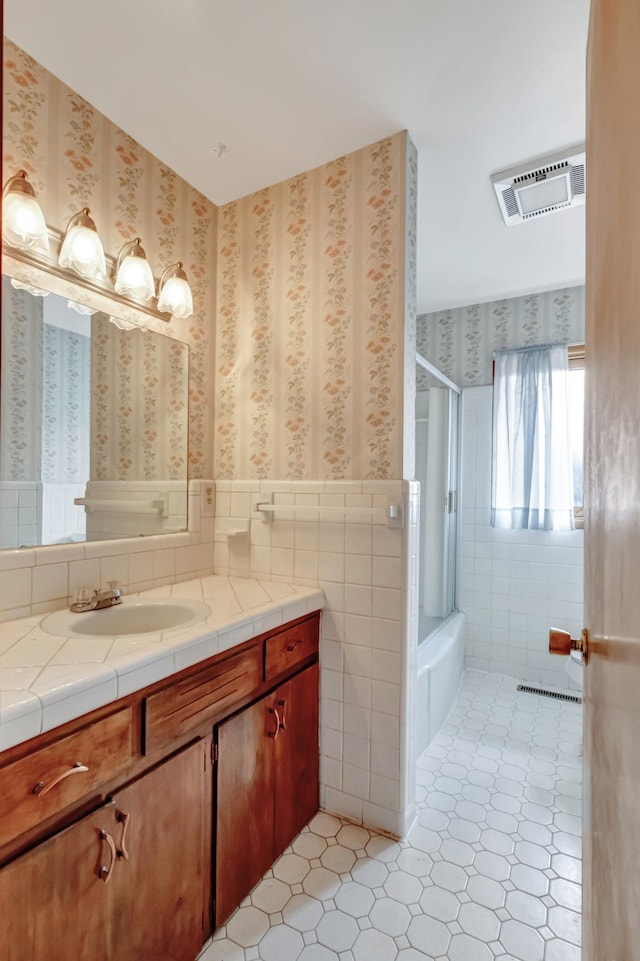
[215,661,319,926]
[0,706,134,851]
[0,738,210,961]
[0,609,321,959]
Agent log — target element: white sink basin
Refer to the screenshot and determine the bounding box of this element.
[42,598,211,637]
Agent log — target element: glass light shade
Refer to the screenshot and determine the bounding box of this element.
[157,269,193,319]
[67,300,97,316]
[109,315,137,331]
[58,209,106,280]
[10,278,49,297]
[115,239,155,303]
[2,179,49,253]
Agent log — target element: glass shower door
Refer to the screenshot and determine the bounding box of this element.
[415,355,460,640]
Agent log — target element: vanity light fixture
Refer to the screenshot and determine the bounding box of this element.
[115,237,156,303]
[3,165,194,324]
[58,207,107,280]
[1,170,49,253]
[157,262,194,319]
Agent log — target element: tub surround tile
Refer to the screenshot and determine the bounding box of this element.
[458,389,584,688]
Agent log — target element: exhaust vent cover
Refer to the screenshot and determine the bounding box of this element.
[491,145,586,226]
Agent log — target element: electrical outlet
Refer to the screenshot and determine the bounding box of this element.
[201,483,215,517]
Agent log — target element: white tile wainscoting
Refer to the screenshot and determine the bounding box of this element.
[213,479,421,839]
[201,671,583,961]
[0,480,216,622]
[0,476,421,838]
[0,482,40,550]
[458,388,584,690]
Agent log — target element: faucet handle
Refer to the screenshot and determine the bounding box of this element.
[74,587,94,606]
[107,580,122,592]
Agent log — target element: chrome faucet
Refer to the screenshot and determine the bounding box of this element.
[70,581,123,613]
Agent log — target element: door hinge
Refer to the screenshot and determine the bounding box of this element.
[447,490,458,513]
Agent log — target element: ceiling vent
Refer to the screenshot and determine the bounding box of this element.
[491,144,586,226]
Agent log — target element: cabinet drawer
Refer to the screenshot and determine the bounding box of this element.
[145,647,261,752]
[265,617,319,681]
[0,707,134,849]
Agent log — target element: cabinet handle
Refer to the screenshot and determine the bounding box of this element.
[32,761,89,797]
[286,639,302,653]
[278,697,287,730]
[269,707,281,740]
[98,830,117,883]
[116,810,130,860]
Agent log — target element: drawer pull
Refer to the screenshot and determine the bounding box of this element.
[98,830,117,883]
[32,761,89,797]
[286,639,302,653]
[278,697,287,730]
[116,810,130,860]
[269,707,281,741]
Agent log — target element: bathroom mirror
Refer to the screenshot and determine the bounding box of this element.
[1,276,189,548]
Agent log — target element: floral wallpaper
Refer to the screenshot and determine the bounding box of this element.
[41,323,90,484]
[417,286,585,388]
[2,38,217,478]
[0,277,43,481]
[91,315,189,481]
[4,39,418,485]
[215,132,416,480]
[402,138,418,480]
[0,279,91,486]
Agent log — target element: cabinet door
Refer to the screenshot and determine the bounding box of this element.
[0,739,209,961]
[214,664,319,927]
[215,696,276,927]
[111,738,210,961]
[0,799,118,961]
[273,663,319,856]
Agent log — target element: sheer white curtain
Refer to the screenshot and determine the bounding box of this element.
[491,344,575,531]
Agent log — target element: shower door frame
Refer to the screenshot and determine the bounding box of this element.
[416,353,461,624]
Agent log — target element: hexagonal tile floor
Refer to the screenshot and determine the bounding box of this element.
[200,672,582,961]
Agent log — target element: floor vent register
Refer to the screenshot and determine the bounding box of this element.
[517,684,582,705]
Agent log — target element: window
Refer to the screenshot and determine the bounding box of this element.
[491,344,577,531]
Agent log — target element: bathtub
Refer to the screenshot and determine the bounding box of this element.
[415,612,465,757]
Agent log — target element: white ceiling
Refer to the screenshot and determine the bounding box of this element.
[5,0,590,313]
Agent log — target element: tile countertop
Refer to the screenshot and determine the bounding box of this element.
[0,576,325,753]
